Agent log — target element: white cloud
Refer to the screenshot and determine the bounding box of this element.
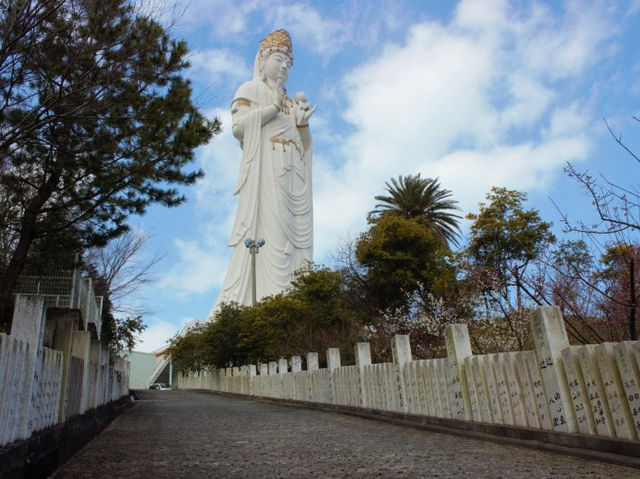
[311,0,616,261]
[156,239,230,299]
[135,318,179,352]
[266,3,349,58]
[135,316,199,352]
[194,109,242,209]
[628,0,640,16]
[155,0,622,301]
[188,49,250,87]
[152,107,244,300]
[177,0,261,40]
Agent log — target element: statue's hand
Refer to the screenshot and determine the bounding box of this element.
[274,79,284,111]
[296,104,317,127]
[294,92,316,126]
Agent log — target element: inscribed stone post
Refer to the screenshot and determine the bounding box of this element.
[0,337,29,444]
[470,356,492,423]
[89,340,101,408]
[391,335,412,413]
[10,296,46,439]
[514,351,540,429]
[327,348,341,404]
[444,325,472,420]
[595,342,636,440]
[52,312,78,423]
[71,330,91,414]
[278,358,288,375]
[523,350,552,430]
[306,352,319,401]
[494,353,514,426]
[307,352,319,371]
[576,344,614,437]
[633,343,640,373]
[402,362,417,414]
[248,364,257,396]
[436,359,451,418]
[613,341,640,437]
[355,342,372,408]
[291,356,302,373]
[327,348,341,370]
[98,344,110,405]
[529,306,577,433]
[503,353,527,427]
[259,363,268,397]
[422,361,435,416]
[463,357,480,421]
[481,355,503,424]
[561,346,595,435]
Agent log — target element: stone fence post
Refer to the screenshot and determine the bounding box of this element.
[278,358,288,375]
[327,348,341,370]
[291,356,302,373]
[355,342,371,408]
[71,330,91,414]
[391,335,411,412]
[306,352,318,401]
[249,364,257,396]
[307,352,319,371]
[327,348,341,404]
[10,296,46,439]
[530,306,577,433]
[445,324,473,420]
[51,312,78,423]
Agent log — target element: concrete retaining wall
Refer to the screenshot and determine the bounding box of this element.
[0,296,130,448]
[0,396,131,479]
[179,306,640,446]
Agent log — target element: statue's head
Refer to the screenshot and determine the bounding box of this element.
[258,29,293,84]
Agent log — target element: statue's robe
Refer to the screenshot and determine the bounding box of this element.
[210,79,313,315]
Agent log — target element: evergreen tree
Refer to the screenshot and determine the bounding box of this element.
[369,174,461,248]
[0,0,219,318]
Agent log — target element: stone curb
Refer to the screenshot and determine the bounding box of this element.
[0,396,132,479]
[189,389,640,471]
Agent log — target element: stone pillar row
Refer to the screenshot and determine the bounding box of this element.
[179,306,640,442]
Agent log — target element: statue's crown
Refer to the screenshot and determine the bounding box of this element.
[259,29,292,58]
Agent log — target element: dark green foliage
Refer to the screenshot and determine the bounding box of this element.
[466,187,555,275]
[0,0,219,317]
[356,215,455,313]
[463,187,556,349]
[166,323,207,373]
[166,265,361,369]
[369,174,461,247]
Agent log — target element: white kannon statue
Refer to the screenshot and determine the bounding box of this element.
[209,29,315,317]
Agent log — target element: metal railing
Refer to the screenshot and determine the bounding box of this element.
[14,257,103,338]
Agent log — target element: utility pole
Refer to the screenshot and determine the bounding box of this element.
[244,237,265,306]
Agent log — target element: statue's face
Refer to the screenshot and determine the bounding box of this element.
[263,51,291,83]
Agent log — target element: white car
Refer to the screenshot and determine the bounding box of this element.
[149,383,173,390]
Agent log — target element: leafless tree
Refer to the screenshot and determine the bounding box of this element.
[85,229,161,317]
[553,117,640,340]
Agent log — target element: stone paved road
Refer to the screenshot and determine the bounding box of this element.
[50,390,638,479]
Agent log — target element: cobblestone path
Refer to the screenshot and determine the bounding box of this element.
[50,390,638,479]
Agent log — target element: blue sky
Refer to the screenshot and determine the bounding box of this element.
[131,0,640,351]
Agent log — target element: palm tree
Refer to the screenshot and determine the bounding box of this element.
[369,174,462,248]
